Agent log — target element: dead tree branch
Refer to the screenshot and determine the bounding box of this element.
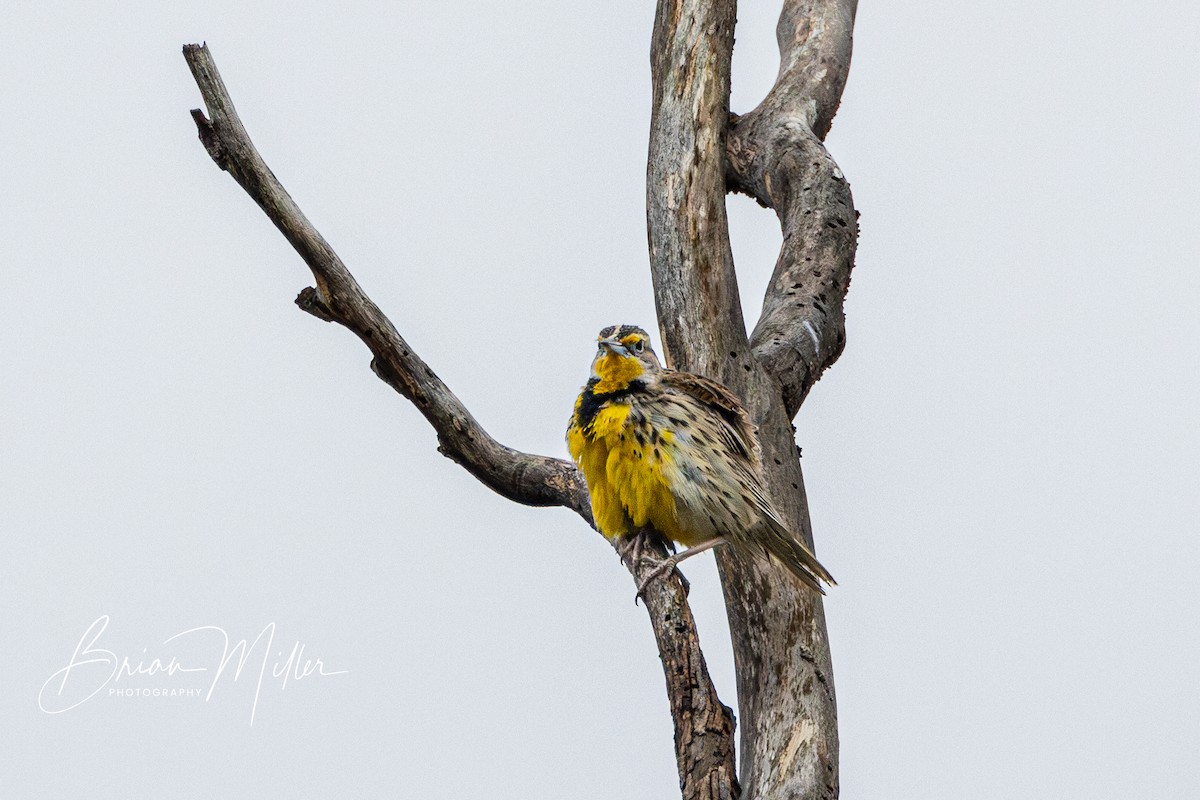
[729,0,860,416]
[646,0,748,381]
[647,2,857,798]
[182,42,736,800]
[183,45,587,518]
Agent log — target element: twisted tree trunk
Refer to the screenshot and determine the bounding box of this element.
[183,2,857,797]
[648,2,858,797]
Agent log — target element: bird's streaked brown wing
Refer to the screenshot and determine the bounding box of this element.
[660,369,761,465]
[661,368,835,591]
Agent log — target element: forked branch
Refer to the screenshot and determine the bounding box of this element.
[182,42,736,800]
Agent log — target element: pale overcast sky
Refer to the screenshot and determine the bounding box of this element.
[3,2,1198,798]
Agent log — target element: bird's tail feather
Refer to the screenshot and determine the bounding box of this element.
[756,515,836,594]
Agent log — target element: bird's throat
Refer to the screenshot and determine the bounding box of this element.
[592,353,644,394]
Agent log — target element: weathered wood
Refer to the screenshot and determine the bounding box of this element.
[184,45,588,518]
[638,535,741,800]
[729,0,859,415]
[647,2,857,798]
[182,42,736,800]
[646,0,747,380]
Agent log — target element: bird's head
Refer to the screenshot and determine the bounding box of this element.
[590,324,662,392]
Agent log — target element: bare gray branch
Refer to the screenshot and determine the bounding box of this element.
[646,0,750,384]
[728,0,859,416]
[182,43,589,518]
[183,41,735,800]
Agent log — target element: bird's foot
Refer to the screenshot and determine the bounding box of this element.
[635,556,690,603]
[616,531,642,569]
[618,531,688,603]
[617,529,663,569]
[633,538,728,603]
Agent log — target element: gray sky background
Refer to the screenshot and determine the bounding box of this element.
[3,2,1198,798]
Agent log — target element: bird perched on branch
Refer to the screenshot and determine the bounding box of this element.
[566,324,835,594]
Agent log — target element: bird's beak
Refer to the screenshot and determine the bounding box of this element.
[599,337,629,356]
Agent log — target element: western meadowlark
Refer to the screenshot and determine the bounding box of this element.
[566,324,835,594]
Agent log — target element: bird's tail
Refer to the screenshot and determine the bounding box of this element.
[755,513,836,595]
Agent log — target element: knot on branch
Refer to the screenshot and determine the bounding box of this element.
[295,286,335,322]
[189,109,229,170]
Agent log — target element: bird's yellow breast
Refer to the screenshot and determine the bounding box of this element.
[568,398,694,544]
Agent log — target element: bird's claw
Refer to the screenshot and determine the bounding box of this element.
[634,557,690,605]
[619,531,689,604]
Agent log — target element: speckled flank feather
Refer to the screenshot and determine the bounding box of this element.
[567,326,835,593]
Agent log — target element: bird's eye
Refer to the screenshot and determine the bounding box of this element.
[632,339,645,353]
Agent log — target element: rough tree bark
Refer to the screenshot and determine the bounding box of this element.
[183,1,856,797]
[649,2,856,798]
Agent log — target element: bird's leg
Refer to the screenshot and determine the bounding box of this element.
[618,528,675,567]
[618,529,687,603]
[635,538,726,599]
[617,529,652,569]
